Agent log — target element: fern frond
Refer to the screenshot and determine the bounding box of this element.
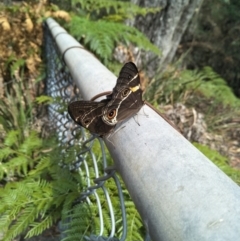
[145,65,240,107]
[0,156,29,178]
[69,16,160,64]
[35,95,54,104]
[18,131,42,155]
[0,147,13,161]
[0,213,13,233]
[3,206,38,241]
[25,212,59,238]
[72,0,160,21]
[28,156,51,176]
[62,203,92,241]
[4,130,20,147]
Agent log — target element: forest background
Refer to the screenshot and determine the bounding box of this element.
[0,0,240,240]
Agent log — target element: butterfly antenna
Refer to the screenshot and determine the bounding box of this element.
[135,49,141,65]
[142,105,149,118]
[105,132,116,148]
[113,125,126,136]
[104,125,127,148]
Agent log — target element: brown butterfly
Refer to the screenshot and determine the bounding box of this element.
[68,62,144,137]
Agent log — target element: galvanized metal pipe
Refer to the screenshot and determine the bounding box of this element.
[46,18,240,241]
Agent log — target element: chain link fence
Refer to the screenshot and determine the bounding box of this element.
[44,22,128,241]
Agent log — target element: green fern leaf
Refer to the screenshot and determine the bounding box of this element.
[0,147,13,162]
[72,0,160,21]
[0,156,29,177]
[25,212,59,238]
[4,130,20,147]
[35,95,54,104]
[18,131,42,155]
[69,16,160,64]
[3,206,37,241]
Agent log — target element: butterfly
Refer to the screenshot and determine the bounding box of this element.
[103,62,144,125]
[68,62,144,137]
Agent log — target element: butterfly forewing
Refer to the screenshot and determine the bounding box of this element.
[116,62,140,87]
[102,62,144,125]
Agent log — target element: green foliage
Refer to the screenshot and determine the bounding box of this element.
[0,133,83,240]
[179,0,240,96]
[0,131,42,179]
[66,0,160,65]
[0,81,34,133]
[0,79,145,240]
[5,56,26,77]
[193,142,240,185]
[0,130,146,240]
[182,67,240,107]
[69,15,160,65]
[145,65,240,108]
[123,200,145,241]
[61,203,92,241]
[35,95,54,104]
[72,0,160,21]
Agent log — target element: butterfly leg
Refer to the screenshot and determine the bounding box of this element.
[142,104,149,118]
[133,115,140,126]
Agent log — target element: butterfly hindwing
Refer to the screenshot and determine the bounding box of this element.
[68,100,115,136]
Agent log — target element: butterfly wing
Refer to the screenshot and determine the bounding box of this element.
[68,100,115,136]
[102,62,144,125]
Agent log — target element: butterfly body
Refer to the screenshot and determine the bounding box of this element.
[68,62,144,137]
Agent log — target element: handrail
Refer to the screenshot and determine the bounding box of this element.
[46,17,240,241]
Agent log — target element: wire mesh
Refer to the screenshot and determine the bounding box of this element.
[44,22,127,241]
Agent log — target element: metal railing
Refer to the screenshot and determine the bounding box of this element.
[44,18,240,241]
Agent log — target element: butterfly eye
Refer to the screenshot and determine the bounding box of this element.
[122,88,130,97]
[107,109,116,120]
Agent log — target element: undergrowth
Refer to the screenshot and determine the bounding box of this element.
[145,65,240,108]
[0,77,145,240]
[145,65,240,131]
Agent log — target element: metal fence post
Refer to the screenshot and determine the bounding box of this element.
[45,17,240,241]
